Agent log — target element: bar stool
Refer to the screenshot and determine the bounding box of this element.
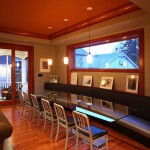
[30,94,44,128]
[54,103,75,150]
[72,110,108,150]
[41,98,57,138]
[16,89,26,115]
[23,92,34,121]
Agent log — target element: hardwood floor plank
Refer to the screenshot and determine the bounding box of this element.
[1,106,149,150]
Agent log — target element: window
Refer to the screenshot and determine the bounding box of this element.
[75,38,139,69]
[67,29,144,95]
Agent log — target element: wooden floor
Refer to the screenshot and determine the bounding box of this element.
[1,106,149,150]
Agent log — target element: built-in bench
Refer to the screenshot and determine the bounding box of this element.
[44,82,150,147]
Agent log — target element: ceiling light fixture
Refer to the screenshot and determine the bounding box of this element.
[87,7,93,64]
[48,26,52,65]
[63,19,69,65]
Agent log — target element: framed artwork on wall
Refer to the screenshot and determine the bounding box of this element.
[100,76,114,90]
[40,58,50,72]
[126,75,139,93]
[83,76,92,87]
[70,72,77,85]
[50,75,58,83]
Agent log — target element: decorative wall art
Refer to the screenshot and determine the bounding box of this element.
[100,76,114,90]
[70,72,77,85]
[40,58,50,72]
[83,76,92,87]
[126,75,139,93]
[50,75,58,83]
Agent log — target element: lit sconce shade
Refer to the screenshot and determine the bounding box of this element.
[87,53,93,64]
[48,59,52,65]
[64,57,68,64]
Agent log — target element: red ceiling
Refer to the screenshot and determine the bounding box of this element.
[0,0,140,39]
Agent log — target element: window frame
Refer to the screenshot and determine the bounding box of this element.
[67,29,144,95]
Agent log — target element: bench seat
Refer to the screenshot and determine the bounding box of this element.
[117,115,150,139]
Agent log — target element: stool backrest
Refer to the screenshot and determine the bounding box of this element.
[41,98,53,119]
[23,92,31,106]
[30,94,39,111]
[72,110,91,138]
[54,103,67,126]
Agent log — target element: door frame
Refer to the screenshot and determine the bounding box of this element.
[0,42,34,105]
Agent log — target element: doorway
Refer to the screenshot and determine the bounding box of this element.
[0,42,34,105]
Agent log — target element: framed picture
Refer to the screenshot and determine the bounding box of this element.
[100,76,114,90]
[100,100,113,110]
[40,58,50,72]
[70,72,77,85]
[126,75,139,93]
[50,75,58,83]
[83,76,92,87]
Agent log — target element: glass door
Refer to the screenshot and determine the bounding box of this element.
[15,50,28,94]
[0,43,34,105]
[0,49,12,101]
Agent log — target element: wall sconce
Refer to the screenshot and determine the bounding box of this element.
[64,57,68,64]
[48,59,52,65]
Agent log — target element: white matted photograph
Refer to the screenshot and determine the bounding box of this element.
[70,72,77,85]
[100,100,113,111]
[126,75,139,93]
[40,58,50,72]
[83,75,92,87]
[50,75,58,83]
[100,76,114,90]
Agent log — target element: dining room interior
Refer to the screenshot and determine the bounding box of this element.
[0,0,150,150]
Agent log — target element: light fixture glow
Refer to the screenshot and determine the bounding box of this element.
[63,19,69,65]
[86,7,93,64]
[64,57,68,64]
[48,59,52,65]
[87,52,93,64]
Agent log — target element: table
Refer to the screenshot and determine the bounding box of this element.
[37,92,136,123]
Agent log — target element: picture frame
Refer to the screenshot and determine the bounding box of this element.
[126,75,139,93]
[40,58,50,72]
[70,72,77,85]
[83,75,92,87]
[100,76,114,90]
[50,75,58,83]
[100,100,113,110]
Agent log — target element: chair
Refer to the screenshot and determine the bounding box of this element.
[41,98,57,138]
[72,110,108,150]
[2,83,23,100]
[30,94,44,128]
[23,92,33,120]
[54,103,75,150]
[16,89,26,115]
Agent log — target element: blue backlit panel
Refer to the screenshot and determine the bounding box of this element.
[76,107,115,122]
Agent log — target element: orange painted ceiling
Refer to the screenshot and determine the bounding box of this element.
[0,0,140,39]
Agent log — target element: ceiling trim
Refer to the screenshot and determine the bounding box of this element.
[0,2,140,40]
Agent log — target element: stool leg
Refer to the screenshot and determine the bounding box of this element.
[65,129,68,150]
[55,121,59,142]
